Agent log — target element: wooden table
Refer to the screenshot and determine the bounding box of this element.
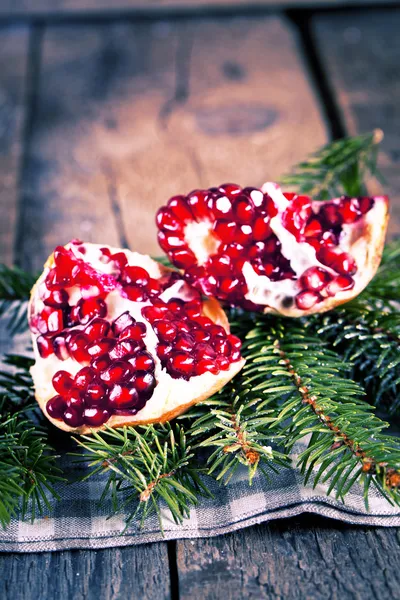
[0,3,400,598]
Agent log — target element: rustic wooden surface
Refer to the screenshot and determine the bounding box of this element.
[313,10,400,239]
[1,7,400,600]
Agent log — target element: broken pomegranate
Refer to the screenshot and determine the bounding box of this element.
[156,182,389,316]
[29,242,244,433]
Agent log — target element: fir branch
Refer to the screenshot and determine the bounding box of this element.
[0,264,36,334]
[74,424,212,530]
[281,129,383,199]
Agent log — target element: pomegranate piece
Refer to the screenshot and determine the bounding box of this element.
[29,243,245,432]
[156,183,389,316]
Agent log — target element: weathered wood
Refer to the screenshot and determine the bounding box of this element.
[313,10,400,239]
[0,25,29,266]
[177,515,400,600]
[0,544,171,600]
[0,0,399,19]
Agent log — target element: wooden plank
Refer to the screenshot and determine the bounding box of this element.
[0,0,400,19]
[177,516,400,600]
[0,25,29,266]
[313,10,400,239]
[0,544,171,600]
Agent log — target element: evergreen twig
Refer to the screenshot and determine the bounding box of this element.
[0,265,36,334]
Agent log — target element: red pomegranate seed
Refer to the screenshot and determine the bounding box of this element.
[157,343,173,361]
[320,231,339,247]
[235,196,255,224]
[167,195,194,222]
[67,332,90,363]
[208,255,232,277]
[167,299,185,314]
[156,208,184,232]
[42,288,69,308]
[174,333,195,352]
[171,319,192,333]
[84,318,110,341]
[358,197,374,214]
[108,385,139,409]
[230,349,242,362]
[77,297,107,325]
[304,217,323,238]
[119,322,147,342]
[63,407,84,427]
[320,203,342,227]
[52,246,81,286]
[193,328,211,343]
[167,351,195,378]
[295,290,321,310]
[100,360,134,384]
[209,324,226,338]
[83,407,110,426]
[68,305,80,326]
[154,320,178,342]
[85,382,108,407]
[216,355,231,370]
[187,190,211,220]
[219,277,242,297]
[66,387,85,409]
[123,285,148,302]
[195,359,219,376]
[252,215,272,241]
[213,338,231,356]
[299,267,332,292]
[157,231,186,252]
[129,351,155,372]
[170,249,197,268]
[184,301,202,319]
[330,252,357,276]
[112,311,135,335]
[91,354,111,373]
[87,337,116,358]
[142,305,170,323]
[326,275,355,296]
[194,343,216,360]
[339,197,361,224]
[111,252,128,268]
[213,220,236,244]
[52,370,73,395]
[146,278,162,296]
[235,225,253,246]
[122,266,150,287]
[132,372,156,399]
[191,315,213,329]
[243,187,265,208]
[37,335,54,358]
[212,195,233,220]
[46,395,67,419]
[109,340,141,360]
[74,366,96,390]
[219,183,242,198]
[52,333,69,360]
[225,242,245,259]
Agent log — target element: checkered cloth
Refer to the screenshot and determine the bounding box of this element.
[1,305,399,553]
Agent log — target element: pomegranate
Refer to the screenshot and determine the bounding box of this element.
[156,182,389,316]
[29,241,245,433]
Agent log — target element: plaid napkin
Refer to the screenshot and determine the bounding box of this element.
[1,305,399,553]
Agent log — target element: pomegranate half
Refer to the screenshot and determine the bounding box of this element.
[156,182,389,316]
[28,241,245,433]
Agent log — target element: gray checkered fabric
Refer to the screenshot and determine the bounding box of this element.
[1,304,399,553]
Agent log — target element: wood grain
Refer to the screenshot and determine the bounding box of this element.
[177,515,400,600]
[0,544,171,600]
[0,25,29,266]
[18,15,325,269]
[313,10,400,239]
[0,0,399,18]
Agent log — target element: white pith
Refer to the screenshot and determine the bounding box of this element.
[184,220,220,266]
[29,242,244,432]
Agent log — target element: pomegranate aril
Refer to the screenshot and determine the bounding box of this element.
[320,231,339,247]
[330,252,357,276]
[52,370,73,395]
[235,225,253,246]
[66,387,85,409]
[304,217,323,238]
[108,385,139,409]
[213,220,236,244]
[193,329,211,343]
[154,319,178,342]
[230,348,242,362]
[194,343,216,360]
[326,275,355,296]
[83,407,110,426]
[46,308,64,334]
[195,359,219,376]
[52,333,70,360]
[209,324,226,338]
[119,322,146,342]
[111,252,128,269]
[187,189,211,220]
[219,277,242,297]
[91,354,111,373]
[67,332,90,363]
[167,195,194,222]
[52,246,80,287]
[146,278,162,296]
[216,355,231,370]
[142,305,170,323]
[184,301,202,319]
[235,196,255,224]
[158,231,186,252]
[219,183,242,198]
[84,318,110,340]
[263,194,278,217]
[212,195,233,220]
[42,288,69,308]
[156,208,184,232]
[85,382,108,407]
[242,187,264,208]
[213,338,231,356]
[124,285,148,302]
[112,311,135,335]
[299,267,332,292]
[339,197,361,224]
[46,395,67,419]
[358,197,374,214]
[295,290,321,310]
[190,315,213,329]
[208,254,232,277]
[157,343,173,361]
[63,407,84,427]
[122,266,150,287]
[174,333,195,353]
[167,299,185,314]
[87,337,116,358]
[171,319,191,334]
[100,360,133,384]
[132,372,156,399]
[37,335,54,358]
[225,242,245,260]
[74,366,96,389]
[109,340,142,360]
[77,297,107,324]
[320,203,342,227]
[170,249,197,268]
[252,216,272,241]
[167,351,195,378]
[68,305,80,326]
[129,351,155,372]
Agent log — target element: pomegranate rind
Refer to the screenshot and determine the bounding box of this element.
[29,244,244,434]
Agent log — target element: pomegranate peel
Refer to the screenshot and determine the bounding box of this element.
[156,182,389,316]
[29,242,244,434]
